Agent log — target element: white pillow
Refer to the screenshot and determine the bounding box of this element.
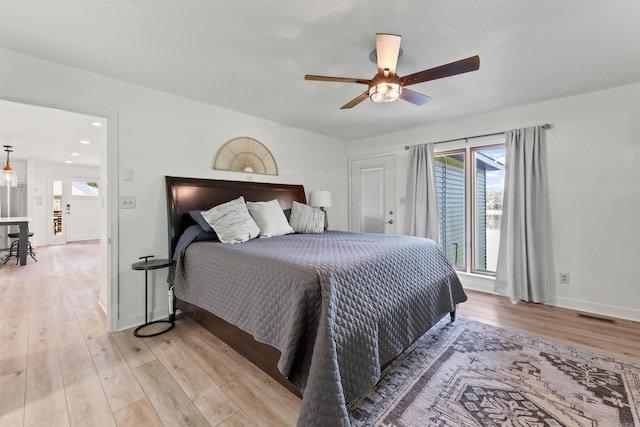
[289,201,325,234]
[201,196,260,243]
[246,199,294,238]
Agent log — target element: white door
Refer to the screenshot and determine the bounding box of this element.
[350,155,396,234]
[66,177,100,242]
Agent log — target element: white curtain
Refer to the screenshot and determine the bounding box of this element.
[404,143,440,243]
[495,126,550,303]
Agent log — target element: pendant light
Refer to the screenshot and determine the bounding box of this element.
[1,145,18,188]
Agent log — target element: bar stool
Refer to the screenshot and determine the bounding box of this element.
[3,232,37,264]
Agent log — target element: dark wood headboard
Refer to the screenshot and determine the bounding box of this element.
[165,176,307,258]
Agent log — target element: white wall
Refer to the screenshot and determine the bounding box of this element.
[1,48,349,330]
[4,46,637,324]
[347,83,640,321]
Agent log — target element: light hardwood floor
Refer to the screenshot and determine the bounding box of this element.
[1,243,638,426]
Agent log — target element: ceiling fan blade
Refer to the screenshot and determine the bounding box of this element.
[340,90,370,109]
[400,88,432,106]
[401,55,480,87]
[375,33,402,75]
[305,75,371,85]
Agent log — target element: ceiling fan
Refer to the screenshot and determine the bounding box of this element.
[305,33,480,109]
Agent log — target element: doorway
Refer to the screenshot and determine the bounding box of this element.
[0,96,118,331]
[350,155,396,234]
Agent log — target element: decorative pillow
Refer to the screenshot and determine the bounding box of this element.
[189,210,214,233]
[289,201,325,234]
[246,199,294,238]
[201,196,260,243]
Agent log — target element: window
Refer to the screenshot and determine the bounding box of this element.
[53,180,63,236]
[71,180,99,197]
[435,152,466,268]
[435,142,505,275]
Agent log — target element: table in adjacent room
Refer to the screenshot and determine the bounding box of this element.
[0,216,32,266]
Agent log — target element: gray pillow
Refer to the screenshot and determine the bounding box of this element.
[246,199,294,238]
[173,224,217,261]
[289,201,325,234]
[201,196,260,243]
[189,210,214,233]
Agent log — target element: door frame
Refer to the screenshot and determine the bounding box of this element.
[349,154,396,234]
[1,91,120,332]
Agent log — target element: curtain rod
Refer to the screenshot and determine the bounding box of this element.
[404,123,551,150]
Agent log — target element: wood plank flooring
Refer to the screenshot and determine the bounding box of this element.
[1,243,638,426]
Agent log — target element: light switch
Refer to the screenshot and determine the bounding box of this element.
[124,169,133,181]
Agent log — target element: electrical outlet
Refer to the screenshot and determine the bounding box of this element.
[120,196,136,209]
[559,272,570,284]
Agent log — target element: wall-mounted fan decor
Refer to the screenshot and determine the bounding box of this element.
[305,33,479,109]
[213,137,278,176]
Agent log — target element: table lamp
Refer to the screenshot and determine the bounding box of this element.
[310,190,332,229]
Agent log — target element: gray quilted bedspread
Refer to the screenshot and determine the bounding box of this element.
[173,231,467,426]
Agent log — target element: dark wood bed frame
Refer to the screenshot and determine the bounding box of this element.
[165,176,456,399]
[165,176,307,397]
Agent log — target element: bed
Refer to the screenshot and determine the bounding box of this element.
[165,176,467,427]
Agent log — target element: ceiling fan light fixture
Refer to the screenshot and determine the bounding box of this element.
[369,82,401,103]
[305,33,479,109]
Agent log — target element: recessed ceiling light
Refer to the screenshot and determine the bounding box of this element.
[71,152,79,156]
[91,121,102,127]
[80,140,91,144]
[65,160,73,164]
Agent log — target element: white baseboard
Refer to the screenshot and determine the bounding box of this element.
[116,306,171,332]
[458,273,496,295]
[459,273,640,323]
[97,298,108,318]
[552,296,640,323]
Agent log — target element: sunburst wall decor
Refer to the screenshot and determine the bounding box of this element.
[213,137,278,176]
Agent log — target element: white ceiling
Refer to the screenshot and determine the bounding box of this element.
[1,0,639,146]
[0,100,104,166]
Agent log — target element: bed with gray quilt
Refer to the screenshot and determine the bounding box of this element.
[173,230,467,427]
[165,177,466,426]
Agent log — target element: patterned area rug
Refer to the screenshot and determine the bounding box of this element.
[348,317,640,427]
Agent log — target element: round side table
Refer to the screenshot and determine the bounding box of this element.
[132,255,175,338]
